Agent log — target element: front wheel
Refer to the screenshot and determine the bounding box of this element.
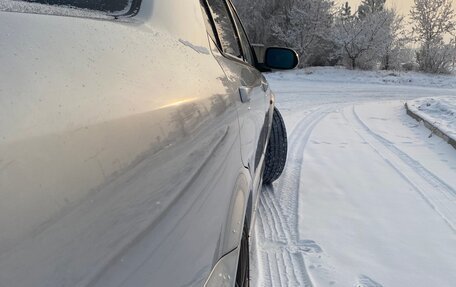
[263,107,288,185]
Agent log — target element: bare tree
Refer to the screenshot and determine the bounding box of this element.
[410,0,456,73]
[231,0,267,43]
[334,9,394,69]
[232,0,289,44]
[340,1,353,21]
[380,9,409,70]
[271,0,336,66]
[233,0,410,70]
[358,0,386,19]
[233,0,339,66]
[416,41,456,73]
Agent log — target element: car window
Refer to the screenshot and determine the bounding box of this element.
[1,0,134,14]
[205,0,242,59]
[200,2,219,46]
[227,2,255,66]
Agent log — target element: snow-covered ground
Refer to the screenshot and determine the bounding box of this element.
[407,97,456,140]
[252,67,456,287]
[275,66,456,89]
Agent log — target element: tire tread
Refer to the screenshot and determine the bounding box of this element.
[263,107,287,184]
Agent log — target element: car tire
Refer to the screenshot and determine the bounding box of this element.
[263,107,288,185]
[235,225,249,287]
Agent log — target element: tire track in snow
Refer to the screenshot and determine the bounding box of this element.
[261,186,287,243]
[255,106,335,287]
[354,105,456,197]
[344,105,456,232]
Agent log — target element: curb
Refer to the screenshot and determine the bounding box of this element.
[405,103,456,150]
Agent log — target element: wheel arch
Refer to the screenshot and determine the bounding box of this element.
[205,167,253,286]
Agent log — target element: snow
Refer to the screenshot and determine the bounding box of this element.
[253,67,456,287]
[269,66,456,89]
[0,0,124,20]
[178,39,210,55]
[407,97,456,140]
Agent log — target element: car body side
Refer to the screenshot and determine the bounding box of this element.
[0,0,274,286]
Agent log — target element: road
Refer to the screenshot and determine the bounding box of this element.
[252,69,456,287]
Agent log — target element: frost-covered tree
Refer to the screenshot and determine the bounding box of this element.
[334,0,409,70]
[233,0,409,70]
[416,41,456,73]
[233,0,338,67]
[340,2,353,21]
[231,0,270,43]
[335,9,395,69]
[380,10,409,70]
[410,0,456,73]
[271,0,336,66]
[357,0,386,19]
[232,0,295,44]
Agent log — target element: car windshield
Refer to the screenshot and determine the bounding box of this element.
[0,0,135,16]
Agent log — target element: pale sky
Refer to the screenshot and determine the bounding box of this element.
[344,0,455,17]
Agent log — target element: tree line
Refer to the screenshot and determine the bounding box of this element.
[232,0,456,74]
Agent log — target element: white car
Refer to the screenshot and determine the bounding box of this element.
[0,0,297,286]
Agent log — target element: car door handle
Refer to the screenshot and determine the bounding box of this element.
[239,86,252,103]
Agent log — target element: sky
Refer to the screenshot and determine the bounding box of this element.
[344,0,456,35]
[344,0,456,17]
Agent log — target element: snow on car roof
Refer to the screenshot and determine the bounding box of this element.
[0,0,134,20]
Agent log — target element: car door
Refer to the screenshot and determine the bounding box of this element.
[203,0,269,191]
[0,1,248,286]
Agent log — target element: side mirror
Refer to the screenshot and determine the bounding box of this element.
[264,47,299,70]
